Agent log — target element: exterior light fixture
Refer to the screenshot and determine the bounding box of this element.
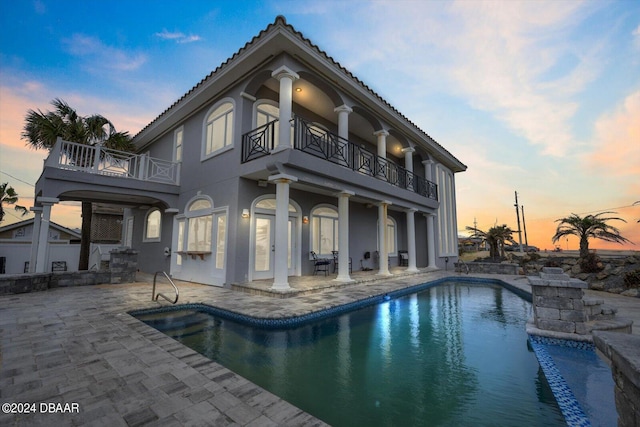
[242,209,250,218]
[295,87,302,92]
[302,216,309,224]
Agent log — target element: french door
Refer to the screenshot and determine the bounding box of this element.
[253,213,296,279]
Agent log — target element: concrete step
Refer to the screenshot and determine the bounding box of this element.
[583,298,605,306]
[585,318,634,335]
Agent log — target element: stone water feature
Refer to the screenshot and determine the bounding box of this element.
[527,267,638,427]
[527,267,632,338]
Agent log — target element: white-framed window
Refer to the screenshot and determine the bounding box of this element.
[174,126,183,162]
[256,101,279,147]
[186,197,213,252]
[311,205,339,257]
[203,100,234,159]
[144,209,162,242]
[386,216,397,256]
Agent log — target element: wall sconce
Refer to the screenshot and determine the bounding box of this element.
[302,216,309,224]
[242,209,250,219]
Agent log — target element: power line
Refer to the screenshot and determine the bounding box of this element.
[0,171,35,187]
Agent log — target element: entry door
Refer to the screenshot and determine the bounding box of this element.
[253,214,296,280]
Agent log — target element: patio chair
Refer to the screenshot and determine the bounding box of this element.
[398,250,408,266]
[310,251,330,276]
[331,251,352,273]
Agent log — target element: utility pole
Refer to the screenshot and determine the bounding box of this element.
[521,205,528,246]
[514,191,523,252]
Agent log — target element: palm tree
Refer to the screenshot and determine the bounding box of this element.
[552,212,632,259]
[21,98,133,270]
[466,224,513,259]
[0,182,29,223]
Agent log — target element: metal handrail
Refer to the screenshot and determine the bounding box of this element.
[456,259,470,275]
[152,271,179,304]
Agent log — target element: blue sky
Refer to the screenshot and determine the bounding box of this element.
[1,0,639,250]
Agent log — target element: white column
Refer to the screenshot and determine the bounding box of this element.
[28,207,43,273]
[426,213,437,269]
[268,174,298,290]
[377,201,392,276]
[406,208,418,272]
[373,130,389,179]
[271,66,299,151]
[334,105,352,166]
[34,197,59,273]
[422,159,434,197]
[334,190,354,282]
[402,146,415,190]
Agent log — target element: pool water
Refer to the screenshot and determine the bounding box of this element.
[135,282,565,426]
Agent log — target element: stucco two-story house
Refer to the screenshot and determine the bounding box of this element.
[30,16,466,289]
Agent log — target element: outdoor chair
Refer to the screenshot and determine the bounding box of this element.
[310,251,330,276]
[398,250,409,266]
[331,251,352,273]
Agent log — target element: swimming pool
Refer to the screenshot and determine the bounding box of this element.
[134,281,566,426]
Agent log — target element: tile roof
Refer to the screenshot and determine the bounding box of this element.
[133,16,466,171]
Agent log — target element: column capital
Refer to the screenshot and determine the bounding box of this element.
[334,104,353,114]
[30,206,43,213]
[422,159,434,165]
[423,212,436,218]
[378,200,393,207]
[402,147,416,154]
[165,208,180,214]
[268,173,298,184]
[334,190,355,198]
[373,129,389,138]
[36,197,59,206]
[405,208,417,213]
[271,65,299,81]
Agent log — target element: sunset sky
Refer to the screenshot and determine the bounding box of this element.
[1,0,638,251]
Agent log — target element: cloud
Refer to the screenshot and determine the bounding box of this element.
[586,90,640,196]
[634,24,640,49]
[154,29,201,44]
[62,34,147,71]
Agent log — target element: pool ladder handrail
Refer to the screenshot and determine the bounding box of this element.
[457,259,470,274]
[152,271,179,304]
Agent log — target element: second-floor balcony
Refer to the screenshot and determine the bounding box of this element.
[242,116,438,201]
[44,138,181,186]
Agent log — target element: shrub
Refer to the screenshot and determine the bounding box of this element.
[623,269,640,289]
[580,253,604,273]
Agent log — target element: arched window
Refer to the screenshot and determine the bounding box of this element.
[185,197,213,252]
[311,205,339,257]
[256,101,279,148]
[144,209,162,242]
[203,100,234,158]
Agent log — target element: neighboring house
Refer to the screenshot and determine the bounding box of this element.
[31,16,466,288]
[0,218,80,274]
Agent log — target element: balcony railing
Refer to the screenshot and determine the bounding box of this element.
[46,139,180,185]
[241,116,437,200]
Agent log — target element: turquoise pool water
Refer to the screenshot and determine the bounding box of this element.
[135,282,565,426]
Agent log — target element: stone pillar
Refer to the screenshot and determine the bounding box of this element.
[402,147,415,190]
[373,130,389,179]
[34,197,59,273]
[268,173,298,290]
[377,201,392,276]
[28,207,43,273]
[334,190,354,282]
[405,209,418,272]
[528,267,588,334]
[109,248,138,284]
[271,66,299,151]
[425,213,437,269]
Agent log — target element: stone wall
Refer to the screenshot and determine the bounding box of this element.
[593,331,640,427]
[0,248,137,295]
[455,261,519,275]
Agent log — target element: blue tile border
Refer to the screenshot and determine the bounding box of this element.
[529,339,591,427]
[528,334,595,351]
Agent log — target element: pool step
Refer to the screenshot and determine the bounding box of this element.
[585,317,633,334]
[583,298,618,321]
